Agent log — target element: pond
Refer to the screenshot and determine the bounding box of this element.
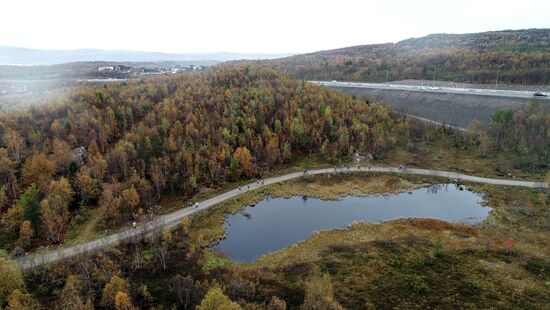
[213,184,490,263]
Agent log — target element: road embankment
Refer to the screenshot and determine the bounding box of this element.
[330,86,533,128]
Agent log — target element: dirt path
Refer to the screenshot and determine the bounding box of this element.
[15,166,547,270]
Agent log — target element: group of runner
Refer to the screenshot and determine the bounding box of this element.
[333,165,371,172]
[237,178,265,191]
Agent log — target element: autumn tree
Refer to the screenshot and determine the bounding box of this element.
[196,287,241,310]
[107,143,131,179]
[150,161,166,199]
[18,221,33,249]
[75,168,101,203]
[265,136,280,169]
[0,148,17,202]
[41,177,74,243]
[115,292,136,310]
[59,275,88,310]
[100,187,122,226]
[0,257,25,305]
[50,119,65,139]
[234,147,253,177]
[22,153,54,191]
[1,204,23,237]
[162,228,173,244]
[121,186,140,211]
[182,216,190,236]
[101,276,130,308]
[3,129,24,164]
[5,289,40,310]
[52,139,74,173]
[87,152,108,181]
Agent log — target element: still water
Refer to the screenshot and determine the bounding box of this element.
[213,184,490,262]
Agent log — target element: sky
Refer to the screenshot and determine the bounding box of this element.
[1,0,549,54]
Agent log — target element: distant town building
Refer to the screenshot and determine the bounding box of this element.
[98,66,114,72]
[114,65,132,73]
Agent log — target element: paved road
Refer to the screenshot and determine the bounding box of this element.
[15,166,547,270]
[311,81,550,100]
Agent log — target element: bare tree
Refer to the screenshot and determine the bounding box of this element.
[174,275,194,309]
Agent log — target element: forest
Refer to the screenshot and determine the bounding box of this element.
[483,102,550,172]
[0,66,404,250]
[0,66,549,309]
[238,29,550,84]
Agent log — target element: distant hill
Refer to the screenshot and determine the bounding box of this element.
[0,61,212,80]
[239,29,550,85]
[0,46,292,65]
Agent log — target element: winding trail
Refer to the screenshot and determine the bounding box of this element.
[15,166,547,270]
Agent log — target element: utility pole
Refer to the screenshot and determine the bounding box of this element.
[386,70,389,83]
[433,66,437,85]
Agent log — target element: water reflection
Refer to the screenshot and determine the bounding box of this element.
[213,184,489,262]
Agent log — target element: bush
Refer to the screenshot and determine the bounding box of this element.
[69,206,91,229]
[0,257,25,305]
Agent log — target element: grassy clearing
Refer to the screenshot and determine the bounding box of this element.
[182,168,550,308]
[241,217,550,308]
[65,206,104,244]
[223,181,550,309]
[384,141,545,180]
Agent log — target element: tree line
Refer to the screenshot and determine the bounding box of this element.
[235,29,550,85]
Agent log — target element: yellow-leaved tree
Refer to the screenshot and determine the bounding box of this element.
[58,275,92,310]
[0,257,25,305]
[5,289,40,310]
[41,177,74,243]
[197,287,242,310]
[101,276,130,308]
[115,291,136,310]
[234,147,254,177]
